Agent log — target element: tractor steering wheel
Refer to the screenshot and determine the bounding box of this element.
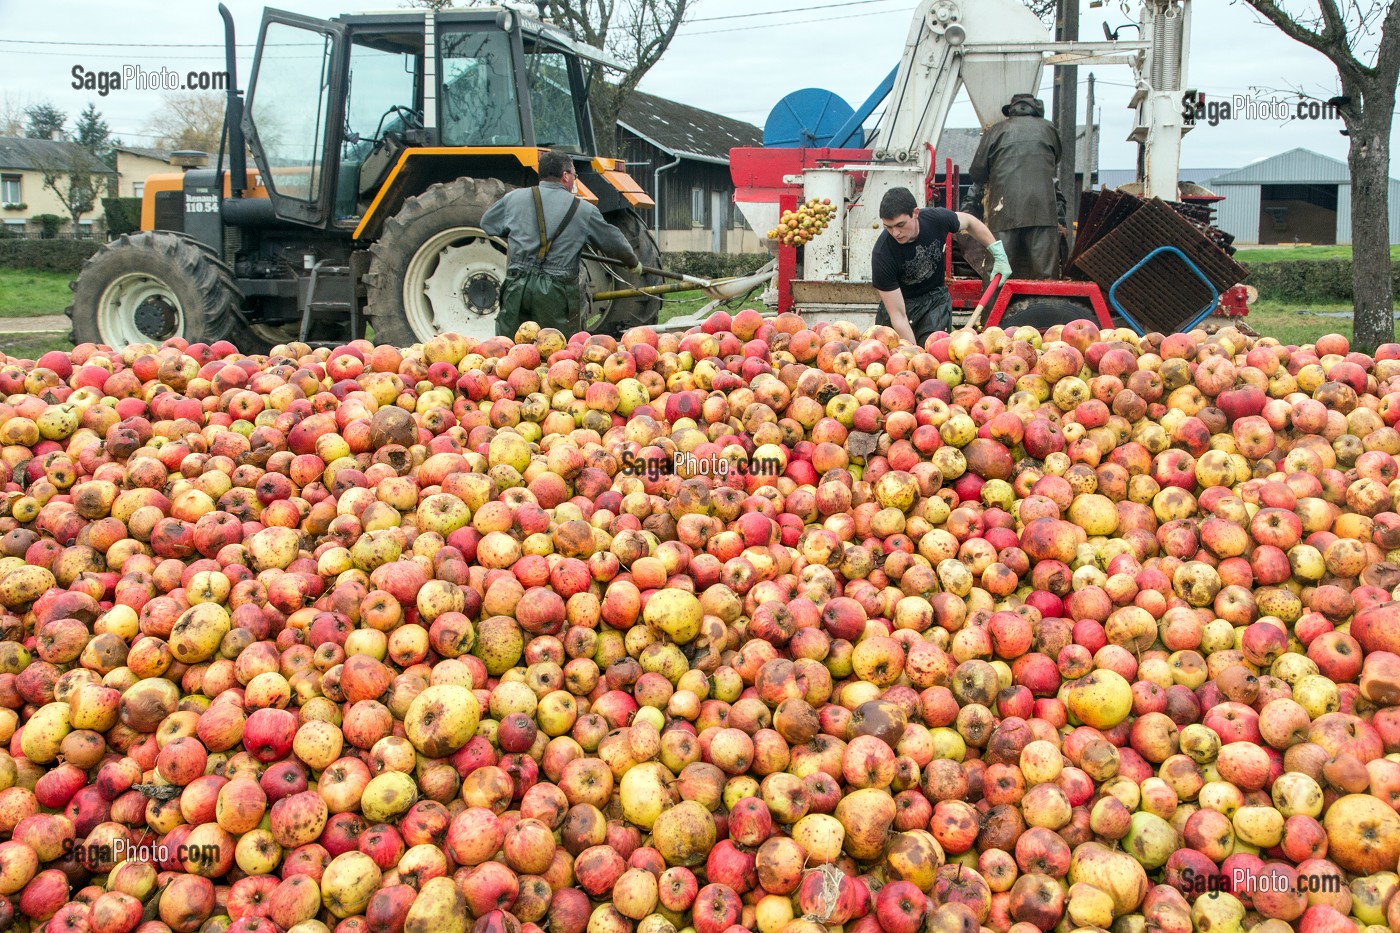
[375,105,425,141]
[388,105,424,129]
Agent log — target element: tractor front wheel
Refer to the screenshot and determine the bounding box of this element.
[67,232,240,350]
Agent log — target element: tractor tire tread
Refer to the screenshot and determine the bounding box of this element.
[365,177,512,348]
[67,231,242,349]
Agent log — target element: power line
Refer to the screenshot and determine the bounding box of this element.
[686,0,904,24]
[682,7,912,37]
[0,1,912,49]
[0,49,233,60]
[0,38,243,48]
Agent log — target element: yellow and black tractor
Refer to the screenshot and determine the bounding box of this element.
[67,4,661,351]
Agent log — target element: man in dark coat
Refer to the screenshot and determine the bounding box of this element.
[482,149,642,338]
[966,93,1064,280]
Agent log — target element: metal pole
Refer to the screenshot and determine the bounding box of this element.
[1054,0,1080,230]
[653,154,682,233]
[1086,72,1096,189]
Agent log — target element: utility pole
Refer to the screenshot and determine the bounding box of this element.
[1085,72,1096,190]
[1053,0,1080,232]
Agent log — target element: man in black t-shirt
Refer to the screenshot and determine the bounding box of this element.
[872,186,1009,347]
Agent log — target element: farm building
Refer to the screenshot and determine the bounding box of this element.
[0,135,115,238]
[1205,148,1400,246]
[617,91,764,254]
[113,146,176,199]
[1095,167,1230,190]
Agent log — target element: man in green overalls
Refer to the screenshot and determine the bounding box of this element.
[483,150,643,339]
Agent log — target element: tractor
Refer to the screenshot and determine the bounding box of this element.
[67,4,662,352]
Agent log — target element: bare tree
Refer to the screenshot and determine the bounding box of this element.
[0,93,34,137]
[145,92,226,154]
[1243,1,1400,353]
[31,145,105,237]
[546,0,691,153]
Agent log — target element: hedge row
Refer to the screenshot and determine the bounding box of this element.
[1240,258,1400,304]
[103,198,142,238]
[0,239,101,273]
[660,251,770,281]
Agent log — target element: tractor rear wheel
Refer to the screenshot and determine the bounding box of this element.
[68,232,240,350]
[364,177,512,347]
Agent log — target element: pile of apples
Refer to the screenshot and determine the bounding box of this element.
[766,200,835,249]
[0,310,1399,933]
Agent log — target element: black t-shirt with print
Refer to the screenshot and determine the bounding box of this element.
[871,207,961,299]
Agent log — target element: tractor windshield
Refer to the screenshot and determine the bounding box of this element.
[344,39,419,145]
[525,45,582,151]
[439,30,522,147]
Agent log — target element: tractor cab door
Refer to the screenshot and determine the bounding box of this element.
[242,9,348,227]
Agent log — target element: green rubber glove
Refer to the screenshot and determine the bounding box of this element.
[987,240,1012,281]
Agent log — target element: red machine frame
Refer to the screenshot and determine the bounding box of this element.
[731,144,1118,329]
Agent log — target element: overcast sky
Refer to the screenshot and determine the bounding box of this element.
[0,0,1394,176]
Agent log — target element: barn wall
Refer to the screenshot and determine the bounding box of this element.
[1213,183,1262,245]
[617,132,744,235]
[1337,183,1350,244]
[1337,180,1400,245]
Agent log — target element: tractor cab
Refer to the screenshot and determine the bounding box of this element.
[242,6,622,230]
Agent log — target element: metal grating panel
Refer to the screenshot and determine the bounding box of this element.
[1065,189,1144,278]
[1072,199,1250,334]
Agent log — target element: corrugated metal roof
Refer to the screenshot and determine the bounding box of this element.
[0,136,115,174]
[1096,168,1231,189]
[1210,148,1357,185]
[618,91,762,163]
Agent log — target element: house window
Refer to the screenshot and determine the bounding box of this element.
[78,221,94,239]
[132,182,144,198]
[691,187,705,226]
[2,219,25,236]
[0,175,19,204]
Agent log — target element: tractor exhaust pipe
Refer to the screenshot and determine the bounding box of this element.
[217,3,246,200]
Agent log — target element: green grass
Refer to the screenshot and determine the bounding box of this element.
[656,286,770,325]
[0,269,71,318]
[1241,299,1356,345]
[657,290,711,324]
[0,334,73,361]
[1233,244,1400,264]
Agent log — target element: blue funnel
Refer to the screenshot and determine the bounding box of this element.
[764,88,864,148]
